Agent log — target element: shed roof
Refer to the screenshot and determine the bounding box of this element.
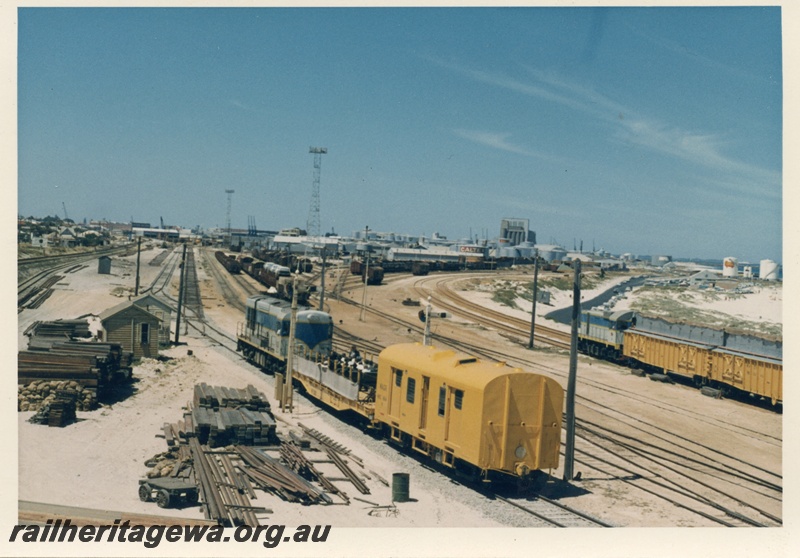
[99,300,162,323]
[131,293,172,313]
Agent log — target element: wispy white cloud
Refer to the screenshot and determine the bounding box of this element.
[426,56,780,199]
[453,129,565,163]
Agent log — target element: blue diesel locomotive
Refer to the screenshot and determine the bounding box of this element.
[236,295,333,373]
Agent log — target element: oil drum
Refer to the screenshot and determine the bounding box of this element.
[392,473,410,502]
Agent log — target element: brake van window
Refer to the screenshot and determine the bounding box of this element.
[406,377,416,403]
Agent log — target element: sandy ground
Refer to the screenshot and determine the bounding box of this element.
[452,268,782,332]
[10,248,790,557]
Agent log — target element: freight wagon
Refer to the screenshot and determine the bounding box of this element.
[579,309,782,406]
[349,259,385,285]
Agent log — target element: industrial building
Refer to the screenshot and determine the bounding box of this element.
[500,218,535,246]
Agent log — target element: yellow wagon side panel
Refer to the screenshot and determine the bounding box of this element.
[623,330,710,380]
[709,352,782,403]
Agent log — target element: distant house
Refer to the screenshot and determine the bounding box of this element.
[98,255,112,274]
[130,294,173,346]
[31,233,58,248]
[57,227,79,247]
[688,270,721,285]
[99,301,162,360]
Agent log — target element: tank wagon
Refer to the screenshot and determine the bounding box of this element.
[217,255,311,305]
[252,248,314,274]
[578,310,782,405]
[237,319,564,484]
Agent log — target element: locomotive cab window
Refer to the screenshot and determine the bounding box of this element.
[438,386,446,416]
[394,369,403,387]
[406,377,416,403]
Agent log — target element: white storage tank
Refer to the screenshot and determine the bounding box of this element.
[722,257,738,278]
[759,259,780,281]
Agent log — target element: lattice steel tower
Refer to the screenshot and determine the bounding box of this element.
[225,189,235,237]
[307,147,327,238]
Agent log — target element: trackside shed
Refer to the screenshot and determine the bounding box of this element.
[99,301,162,360]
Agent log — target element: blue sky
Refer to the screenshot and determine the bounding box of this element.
[16,6,783,262]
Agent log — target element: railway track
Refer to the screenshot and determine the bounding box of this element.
[495,494,612,527]
[18,246,135,312]
[190,255,783,527]
[411,276,572,350]
[572,428,780,527]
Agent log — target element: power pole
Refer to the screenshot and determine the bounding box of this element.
[225,189,235,247]
[134,237,142,296]
[359,226,370,322]
[527,249,540,349]
[318,244,327,312]
[307,147,327,238]
[174,244,187,345]
[283,274,299,413]
[563,259,581,481]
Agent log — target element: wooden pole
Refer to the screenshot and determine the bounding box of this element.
[319,245,326,312]
[134,237,142,296]
[527,249,540,349]
[284,273,298,413]
[174,244,187,345]
[563,259,581,481]
[359,226,369,322]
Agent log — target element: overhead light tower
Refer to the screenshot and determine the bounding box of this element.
[307,147,327,239]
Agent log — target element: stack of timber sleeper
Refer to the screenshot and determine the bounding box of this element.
[24,319,92,340]
[18,342,132,386]
[188,384,276,447]
[28,390,78,427]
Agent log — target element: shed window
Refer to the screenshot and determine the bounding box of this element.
[141,323,150,344]
[438,386,446,416]
[394,369,403,387]
[454,389,464,410]
[406,377,416,403]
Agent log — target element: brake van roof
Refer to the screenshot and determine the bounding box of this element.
[378,343,521,390]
